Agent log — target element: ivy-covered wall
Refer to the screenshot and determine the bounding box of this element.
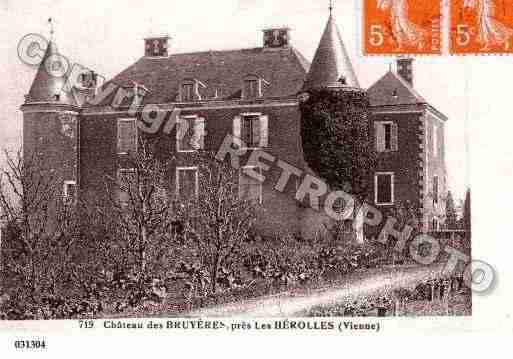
[300,88,376,201]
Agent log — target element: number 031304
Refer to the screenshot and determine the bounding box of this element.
[14,340,47,350]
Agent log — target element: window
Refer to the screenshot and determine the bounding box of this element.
[239,167,262,203]
[375,172,394,205]
[176,167,199,198]
[177,116,205,152]
[117,118,137,154]
[118,169,136,206]
[375,121,398,152]
[433,176,439,205]
[63,181,77,203]
[433,123,438,156]
[243,75,269,99]
[180,79,206,102]
[244,79,260,99]
[181,82,194,102]
[233,113,268,149]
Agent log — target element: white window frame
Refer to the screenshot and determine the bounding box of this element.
[239,166,263,204]
[242,76,263,99]
[117,118,138,155]
[374,172,395,206]
[239,112,268,150]
[176,115,199,153]
[180,81,195,102]
[176,166,199,197]
[63,180,77,201]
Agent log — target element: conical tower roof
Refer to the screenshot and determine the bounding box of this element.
[303,15,359,90]
[25,41,76,106]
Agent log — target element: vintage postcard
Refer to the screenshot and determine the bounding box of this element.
[0,0,511,356]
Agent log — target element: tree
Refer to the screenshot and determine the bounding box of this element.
[461,189,471,233]
[0,149,80,317]
[445,191,457,229]
[177,151,259,296]
[100,139,175,297]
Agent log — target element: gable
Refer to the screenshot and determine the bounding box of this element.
[367,71,426,107]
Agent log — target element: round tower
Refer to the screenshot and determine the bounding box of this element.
[299,14,374,200]
[20,40,80,203]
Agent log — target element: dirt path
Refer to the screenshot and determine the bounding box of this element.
[189,264,447,317]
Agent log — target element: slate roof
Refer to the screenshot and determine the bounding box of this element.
[92,46,311,107]
[367,70,447,120]
[367,70,426,107]
[26,41,77,106]
[303,15,359,90]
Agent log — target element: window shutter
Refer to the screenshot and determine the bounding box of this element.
[251,116,260,147]
[391,122,398,151]
[194,117,206,149]
[233,116,242,148]
[259,115,269,147]
[374,122,384,152]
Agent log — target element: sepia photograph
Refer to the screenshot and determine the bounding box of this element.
[0,0,511,355]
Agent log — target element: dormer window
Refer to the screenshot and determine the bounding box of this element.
[180,79,206,102]
[54,94,60,101]
[245,78,259,99]
[182,82,194,102]
[243,75,268,99]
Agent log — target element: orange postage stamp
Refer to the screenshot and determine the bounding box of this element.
[450,0,513,54]
[363,0,442,55]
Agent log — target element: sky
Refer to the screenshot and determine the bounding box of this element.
[0,0,493,201]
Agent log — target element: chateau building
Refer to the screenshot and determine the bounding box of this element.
[21,14,447,238]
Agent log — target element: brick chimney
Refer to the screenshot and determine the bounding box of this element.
[397,58,414,87]
[263,28,290,48]
[144,36,170,57]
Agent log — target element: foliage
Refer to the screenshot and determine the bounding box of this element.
[445,191,458,229]
[461,189,471,233]
[98,139,177,300]
[300,88,375,199]
[0,150,82,316]
[173,151,260,295]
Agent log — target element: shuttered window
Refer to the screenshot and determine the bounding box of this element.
[234,113,269,149]
[375,121,398,152]
[117,118,137,154]
[177,116,205,152]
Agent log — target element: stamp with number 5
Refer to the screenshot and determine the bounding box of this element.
[363,0,442,55]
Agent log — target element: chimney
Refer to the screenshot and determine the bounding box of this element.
[397,58,414,87]
[144,36,170,57]
[263,28,290,48]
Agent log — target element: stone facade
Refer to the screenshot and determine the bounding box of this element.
[21,15,447,239]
